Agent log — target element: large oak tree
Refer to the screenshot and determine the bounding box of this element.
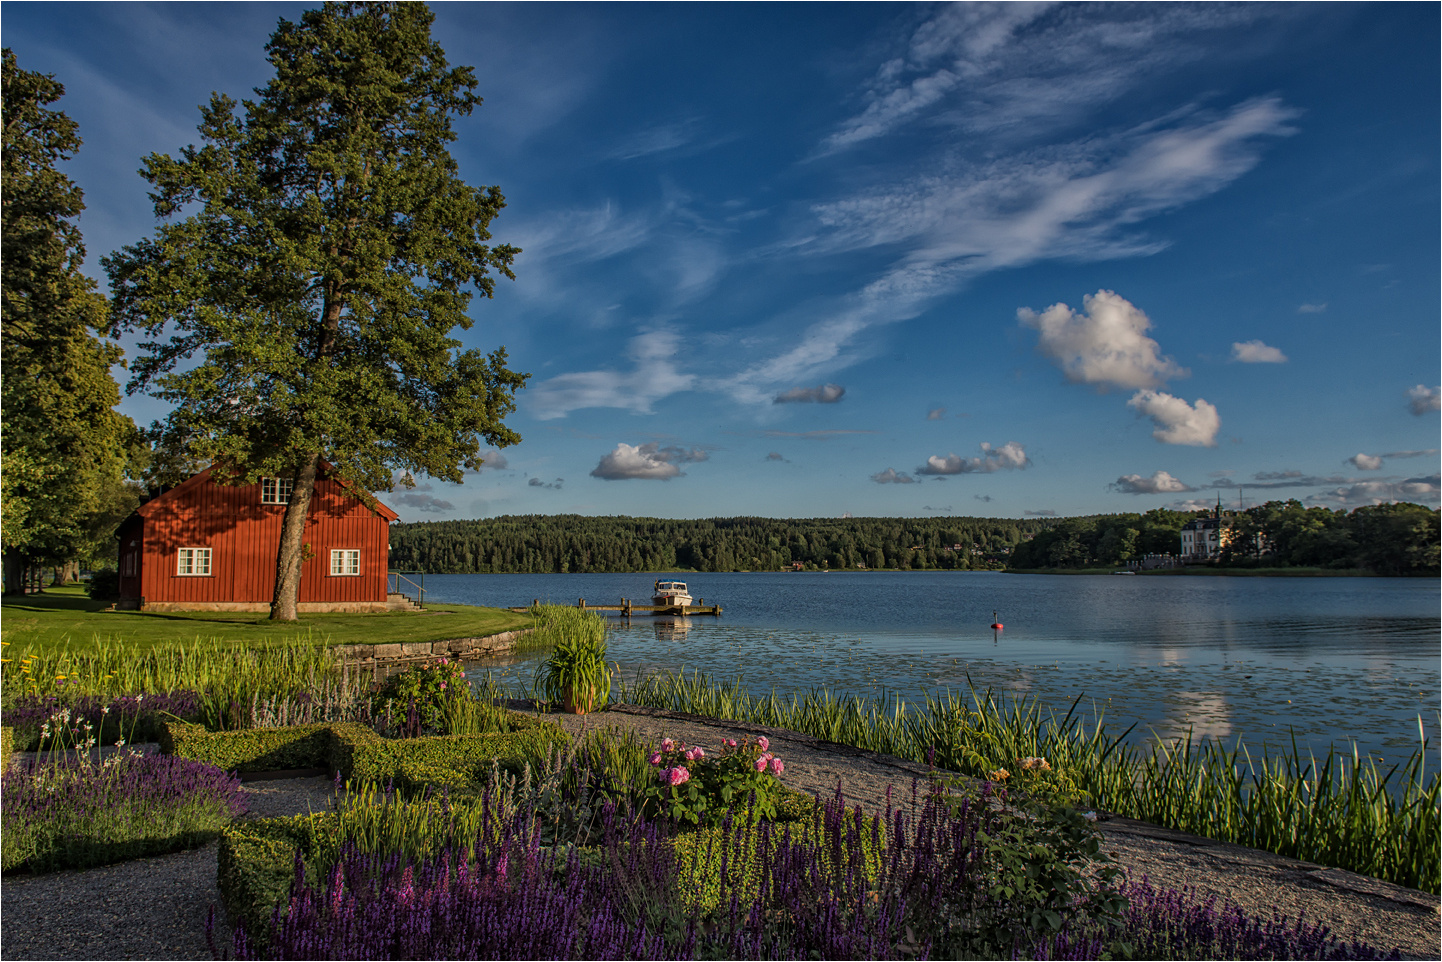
[106,2,527,620]
[1,50,137,593]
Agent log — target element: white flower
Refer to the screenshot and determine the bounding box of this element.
[1081,811,1098,822]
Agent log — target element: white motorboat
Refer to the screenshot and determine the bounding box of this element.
[652,579,693,608]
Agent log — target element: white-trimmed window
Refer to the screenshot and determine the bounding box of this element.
[261,477,293,504]
[330,549,360,576]
[177,547,212,576]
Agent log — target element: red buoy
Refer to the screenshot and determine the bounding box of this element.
[990,610,1003,630]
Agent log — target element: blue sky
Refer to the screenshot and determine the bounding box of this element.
[8,2,1439,522]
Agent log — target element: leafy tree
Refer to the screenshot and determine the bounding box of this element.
[105,3,527,620]
[1,50,136,593]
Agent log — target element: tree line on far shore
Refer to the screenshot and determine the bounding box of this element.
[389,501,1439,577]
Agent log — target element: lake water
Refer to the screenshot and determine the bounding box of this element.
[425,571,1439,767]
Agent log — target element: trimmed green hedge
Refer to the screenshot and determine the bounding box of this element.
[161,714,571,797]
[219,814,333,941]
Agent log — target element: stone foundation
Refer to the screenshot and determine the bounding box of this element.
[333,629,534,671]
[138,601,391,614]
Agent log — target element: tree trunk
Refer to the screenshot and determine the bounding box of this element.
[1,552,29,596]
[270,455,321,621]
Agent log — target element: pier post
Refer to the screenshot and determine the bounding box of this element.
[579,598,585,609]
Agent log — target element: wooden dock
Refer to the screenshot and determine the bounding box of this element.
[509,598,722,616]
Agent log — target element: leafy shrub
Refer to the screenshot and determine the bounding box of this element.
[641,734,787,828]
[86,568,121,600]
[2,752,246,873]
[370,658,469,735]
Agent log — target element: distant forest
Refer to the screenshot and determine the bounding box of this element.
[388,501,1439,576]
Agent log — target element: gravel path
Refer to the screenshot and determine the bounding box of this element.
[2,708,1437,960]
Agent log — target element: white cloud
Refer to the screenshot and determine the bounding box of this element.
[1297,302,1327,314]
[819,4,1278,153]
[1127,391,1220,446]
[1111,470,1196,494]
[1230,340,1287,363]
[774,383,846,404]
[528,330,696,419]
[916,441,1030,475]
[1019,290,1185,391]
[871,468,916,484]
[1308,475,1441,507]
[1406,385,1440,415]
[1347,453,1384,471]
[927,407,946,420]
[589,442,705,481]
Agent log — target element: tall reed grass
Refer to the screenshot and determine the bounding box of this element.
[1,635,364,730]
[617,669,1440,893]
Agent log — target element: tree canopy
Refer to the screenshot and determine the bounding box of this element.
[1,49,137,591]
[104,2,527,618]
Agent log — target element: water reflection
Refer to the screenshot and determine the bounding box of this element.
[653,617,691,642]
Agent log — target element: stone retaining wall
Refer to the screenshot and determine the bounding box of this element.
[332,629,534,670]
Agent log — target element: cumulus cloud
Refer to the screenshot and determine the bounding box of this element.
[1111,470,1196,494]
[1347,453,1384,471]
[1169,498,1221,513]
[590,442,708,481]
[528,477,564,490]
[1127,390,1220,446]
[871,468,916,484]
[1309,475,1441,507]
[916,441,1030,475]
[774,383,846,404]
[1406,385,1440,415]
[1297,303,1327,313]
[1018,290,1185,391]
[927,407,946,420]
[392,492,455,513]
[1230,340,1287,363]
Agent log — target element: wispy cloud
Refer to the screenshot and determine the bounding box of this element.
[392,492,455,513]
[1230,340,1287,363]
[1346,449,1437,472]
[1297,302,1327,313]
[528,330,696,419]
[927,407,946,420]
[818,4,1277,153]
[774,383,846,404]
[1308,475,1441,507]
[528,477,564,490]
[916,441,1030,475]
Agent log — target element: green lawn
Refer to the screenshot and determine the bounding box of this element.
[1,586,533,651]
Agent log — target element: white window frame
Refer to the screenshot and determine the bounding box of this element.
[261,477,294,504]
[177,547,212,576]
[330,549,361,577]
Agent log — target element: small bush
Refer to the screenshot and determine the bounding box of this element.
[87,568,120,600]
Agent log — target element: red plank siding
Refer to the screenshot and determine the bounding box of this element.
[127,467,396,607]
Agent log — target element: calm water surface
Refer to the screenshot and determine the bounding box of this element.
[427,572,1439,765]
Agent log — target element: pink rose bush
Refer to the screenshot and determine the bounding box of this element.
[641,734,786,828]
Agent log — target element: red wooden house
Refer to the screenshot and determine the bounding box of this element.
[116,466,399,612]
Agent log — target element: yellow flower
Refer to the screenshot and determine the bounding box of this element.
[988,768,1011,781]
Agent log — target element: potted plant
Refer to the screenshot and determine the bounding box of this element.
[536,631,612,714]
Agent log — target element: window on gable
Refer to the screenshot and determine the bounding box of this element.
[261,477,294,504]
[330,549,360,576]
[177,547,212,576]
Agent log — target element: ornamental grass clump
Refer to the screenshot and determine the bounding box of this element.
[1,751,246,873]
[535,619,612,714]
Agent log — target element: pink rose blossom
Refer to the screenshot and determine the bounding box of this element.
[756,736,769,751]
[660,738,675,752]
[668,766,691,786]
[685,746,705,761]
[769,757,785,775]
[648,752,663,766]
[754,757,768,772]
